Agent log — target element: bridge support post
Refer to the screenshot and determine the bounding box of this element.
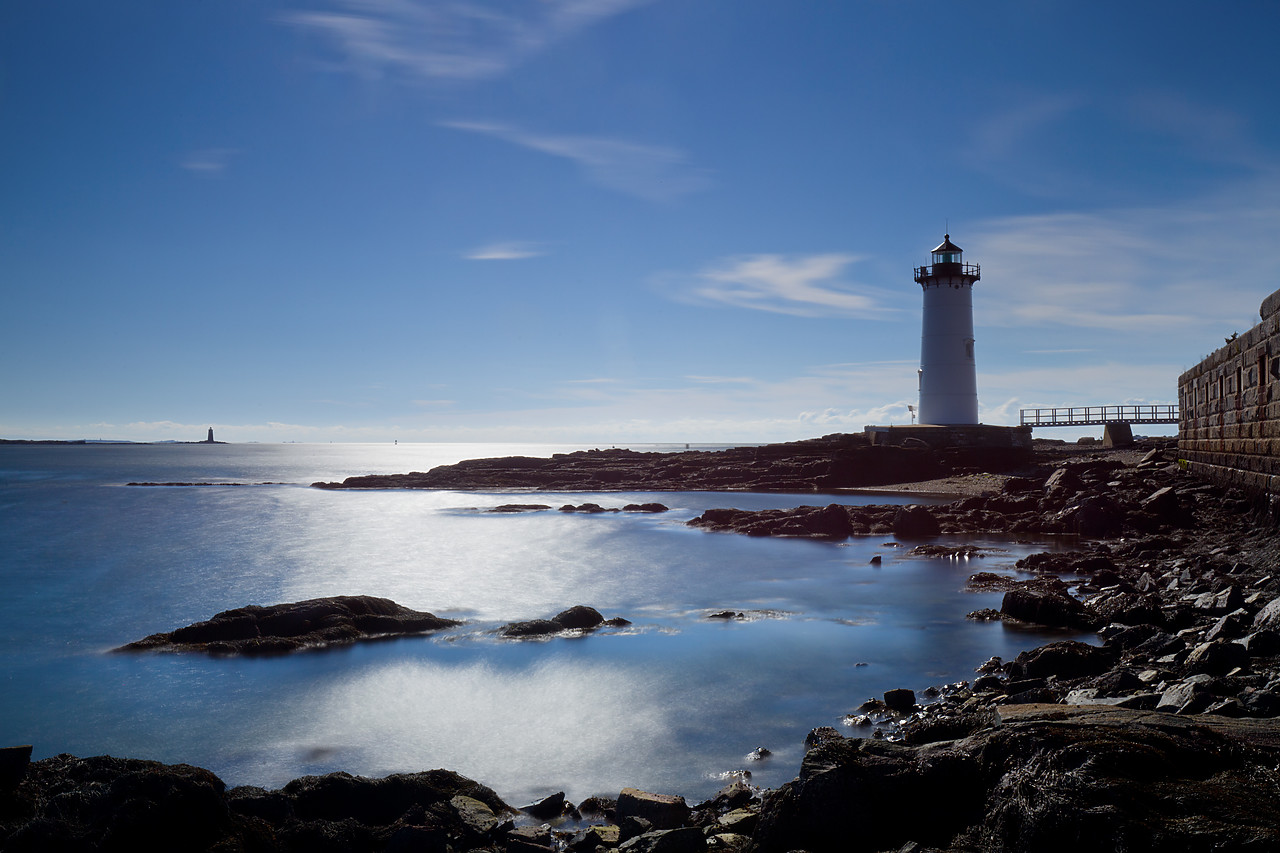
[1102,422,1134,448]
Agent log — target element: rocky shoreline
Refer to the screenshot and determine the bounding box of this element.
[309,433,1030,492]
[8,438,1280,850]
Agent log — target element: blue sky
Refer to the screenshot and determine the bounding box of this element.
[3,1,1278,443]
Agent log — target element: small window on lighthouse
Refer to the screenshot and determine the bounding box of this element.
[965,339,974,359]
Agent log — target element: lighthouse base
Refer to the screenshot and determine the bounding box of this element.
[862,424,1032,452]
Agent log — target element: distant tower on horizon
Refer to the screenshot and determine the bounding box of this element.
[914,234,980,425]
[206,427,214,443]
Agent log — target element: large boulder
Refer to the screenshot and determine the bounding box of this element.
[891,505,940,538]
[552,606,605,630]
[1055,495,1125,538]
[616,788,690,830]
[1007,640,1115,680]
[751,732,984,852]
[1001,588,1096,630]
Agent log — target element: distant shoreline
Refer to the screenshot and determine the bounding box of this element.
[0,439,226,445]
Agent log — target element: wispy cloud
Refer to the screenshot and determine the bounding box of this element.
[664,253,898,318]
[962,92,1087,196]
[282,0,651,82]
[970,186,1280,338]
[440,120,709,201]
[181,148,238,174]
[464,241,545,260]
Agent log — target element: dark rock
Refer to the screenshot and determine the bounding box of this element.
[552,605,605,630]
[804,726,843,750]
[0,744,32,790]
[119,595,461,655]
[700,780,755,811]
[577,795,617,819]
[619,815,654,841]
[892,505,940,538]
[1008,641,1115,680]
[616,788,689,830]
[617,827,705,853]
[500,619,563,638]
[1042,465,1084,497]
[755,705,1280,853]
[1002,476,1042,494]
[1100,623,1162,650]
[1184,639,1249,676]
[707,610,745,620]
[1252,597,1280,632]
[1001,588,1095,630]
[1205,608,1254,641]
[1055,495,1125,538]
[519,791,565,820]
[560,503,613,513]
[488,504,551,513]
[1156,674,1218,714]
[883,688,917,712]
[751,733,983,853]
[570,824,621,850]
[1086,590,1164,627]
[1006,686,1060,704]
[1243,629,1280,657]
[623,503,669,513]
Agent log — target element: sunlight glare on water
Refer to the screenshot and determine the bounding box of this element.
[0,443,1090,805]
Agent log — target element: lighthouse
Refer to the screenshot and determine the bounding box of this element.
[914,234,980,425]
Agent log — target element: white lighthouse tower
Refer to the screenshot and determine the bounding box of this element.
[914,234,980,425]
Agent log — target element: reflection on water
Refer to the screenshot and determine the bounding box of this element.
[0,444,1088,805]
[291,656,673,800]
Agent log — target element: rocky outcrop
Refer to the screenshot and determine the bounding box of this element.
[0,754,513,853]
[686,442,1202,541]
[310,433,1026,492]
[499,605,631,638]
[751,705,1280,853]
[118,595,461,655]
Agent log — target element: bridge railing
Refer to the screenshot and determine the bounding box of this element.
[1019,405,1178,427]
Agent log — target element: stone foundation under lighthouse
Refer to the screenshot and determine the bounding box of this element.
[915,234,979,425]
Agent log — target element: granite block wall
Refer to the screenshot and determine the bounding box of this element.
[1178,287,1280,494]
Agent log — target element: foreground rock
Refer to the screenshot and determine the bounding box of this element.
[118,595,461,655]
[311,433,1027,492]
[753,704,1280,852]
[0,755,513,853]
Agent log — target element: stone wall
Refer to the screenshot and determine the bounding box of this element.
[1178,287,1280,494]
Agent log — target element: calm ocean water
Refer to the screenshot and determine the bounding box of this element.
[0,442,1086,804]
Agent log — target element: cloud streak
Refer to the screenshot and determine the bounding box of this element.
[441,120,709,201]
[181,148,238,174]
[464,241,545,260]
[282,0,652,82]
[664,253,898,318]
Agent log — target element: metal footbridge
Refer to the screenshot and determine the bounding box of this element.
[1019,405,1178,428]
